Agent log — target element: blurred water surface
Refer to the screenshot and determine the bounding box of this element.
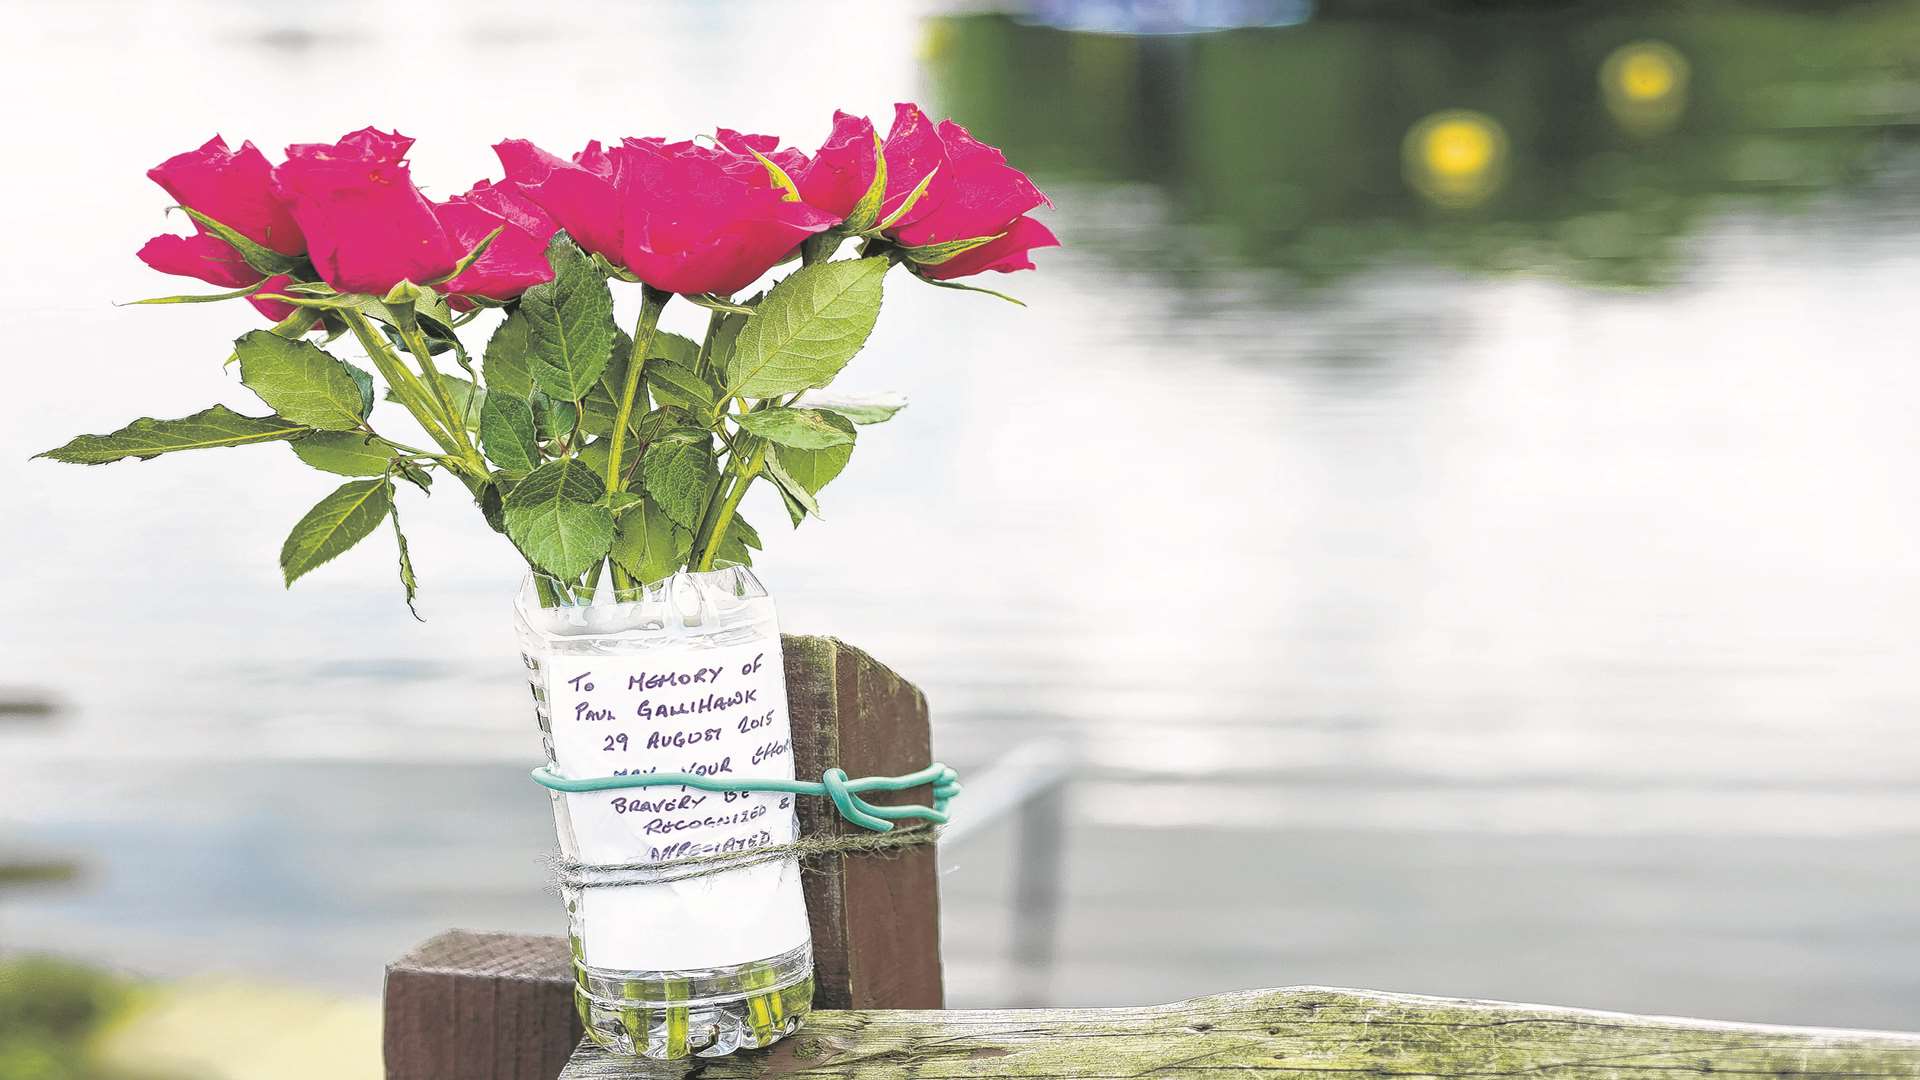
[3,0,1920,1028]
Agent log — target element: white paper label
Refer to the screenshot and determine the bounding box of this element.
[545,635,810,971]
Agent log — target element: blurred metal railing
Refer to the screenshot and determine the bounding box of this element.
[940,738,1076,1006]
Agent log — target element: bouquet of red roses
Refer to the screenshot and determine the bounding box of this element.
[42,105,1056,612]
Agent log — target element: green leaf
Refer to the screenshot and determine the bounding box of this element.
[38,406,308,465]
[179,206,302,275]
[521,235,615,401]
[576,435,640,488]
[502,458,614,579]
[533,393,578,442]
[345,362,376,417]
[389,489,423,620]
[480,480,509,535]
[646,360,716,416]
[641,431,717,529]
[713,511,761,569]
[792,390,907,425]
[735,407,855,449]
[584,327,705,433]
[772,441,853,496]
[290,431,396,476]
[478,391,539,474]
[279,478,392,586]
[483,309,535,399]
[764,453,822,523]
[608,496,692,586]
[236,330,370,431]
[650,331,700,366]
[724,257,887,399]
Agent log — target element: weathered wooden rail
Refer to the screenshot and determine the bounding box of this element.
[386,638,1920,1080]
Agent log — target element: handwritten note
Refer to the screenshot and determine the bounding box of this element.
[545,635,810,971]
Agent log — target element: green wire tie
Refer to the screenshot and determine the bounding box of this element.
[530,762,961,833]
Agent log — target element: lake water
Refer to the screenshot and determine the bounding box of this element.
[3,0,1919,1030]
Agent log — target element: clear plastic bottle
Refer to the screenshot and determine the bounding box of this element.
[514,567,814,1059]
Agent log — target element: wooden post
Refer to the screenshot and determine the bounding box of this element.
[783,635,943,1010]
[383,635,942,1080]
[384,930,579,1080]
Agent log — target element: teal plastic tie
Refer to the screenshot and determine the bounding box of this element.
[530,762,961,832]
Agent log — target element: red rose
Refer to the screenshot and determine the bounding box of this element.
[888,112,1056,280]
[605,136,837,296]
[272,128,462,295]
[494,139,623,266]
[434,180,559,302]
[790,105,1057,280]
[761,112,878,224]
[136,136,309,323]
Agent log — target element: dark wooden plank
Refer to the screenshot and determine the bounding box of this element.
[784,635,943,1010]
[559,986,1920,1079]
[384,930,578,1080]
[385,636,943,1079]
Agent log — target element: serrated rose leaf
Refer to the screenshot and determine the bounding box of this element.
[763,453,822,523]
[771,441,854,496]
[791,390,907,425]
[236,330,371,431]
[280,478,392,585]
[608,496,692,586]
[521,235,615,401]
[290,431,396,476]
[502,458,613,579]
[483,307,535,400]
[641,433,716,529]
[479,391,540,474]
[723,257,885,399]
[735,407,855,450]
[38,405,307,464]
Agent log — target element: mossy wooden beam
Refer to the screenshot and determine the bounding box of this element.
[558,986,1920,1079]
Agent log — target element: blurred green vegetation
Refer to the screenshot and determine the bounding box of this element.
[0,956,136,1080]
[925,2,1920,286]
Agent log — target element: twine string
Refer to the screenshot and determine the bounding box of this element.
[550,825,940,887]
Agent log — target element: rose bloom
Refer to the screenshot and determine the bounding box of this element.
[612,134,837,295]
[493,139,622,266]
[273,128,462,295]
[794,104,1058,280]
[434,180,559,302]
[136,135,307,321]
[501,133,835,296]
